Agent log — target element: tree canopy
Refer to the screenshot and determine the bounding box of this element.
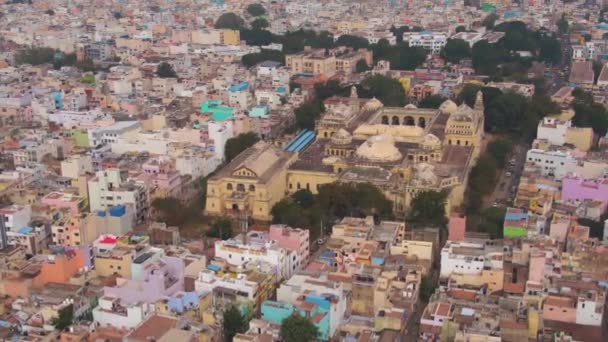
[294,101,324,130]
[280,314,319,342]
[215,12,245,30]
[224,132,260,162]
[487,138,513,168]
[271,182,393,239]
[355,59,369,73]
[418,95,446,109]
[572,89,608,136]
[54,304,74,330]
[241,49,285,67]
[441,38,471,64]
[335,34,369,49]
[483,13,498,29]
[246,3,266,17]
[156,62,177,78]
[223,306,248,342]
[358,74,407,106]
[251,17,269,30]
[408,190,448,227]
[207,216,233,240]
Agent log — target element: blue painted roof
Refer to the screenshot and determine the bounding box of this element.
[228,82,249,92]
[18,227,33,234]
[284,130,316,152]
[505,212,527,221]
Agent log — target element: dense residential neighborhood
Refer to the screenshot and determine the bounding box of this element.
[0,0,608,341]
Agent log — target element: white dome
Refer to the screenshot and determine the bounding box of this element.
[422,133,441,148]
[412,163,438,186]
[331,128,352,145]
[404,104,418,109]
[355,134,402,162]
[364,97,384,111]
[439,99,458,114]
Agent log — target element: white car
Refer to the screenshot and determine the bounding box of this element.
[317,238,326,245]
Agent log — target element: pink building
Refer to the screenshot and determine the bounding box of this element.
[103,256,185,305]
[142,159,182,198]
[269,224,310,269]
[561,176,608,212]
[448,215,466,241]
[542,296,577,323]
[41,192,86,215]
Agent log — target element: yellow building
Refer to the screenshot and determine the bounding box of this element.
[448,269,505,294]
[287,94,482,216]
[390,240,434,262]
[218,29,240,45]
[93,247,133,278]
[442,93,484,157]
[285,47,372,76]
[205,141,297,221]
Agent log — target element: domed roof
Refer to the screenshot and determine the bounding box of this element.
[355,134,402,162]
[439,99,458,114]
[422,133,441,148]
[404,104,418,109]
[412,163,438,186]
[364,97,383,111]
[331,129,352,145]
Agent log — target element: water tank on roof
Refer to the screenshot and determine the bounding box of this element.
[109,205,126,217]
[97,210,106,217]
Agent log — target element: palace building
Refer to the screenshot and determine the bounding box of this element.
[205,88,484,221]
[287,89,484,216]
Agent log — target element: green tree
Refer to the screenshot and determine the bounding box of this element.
[479,206,506,238]
[419,276,434,302]
[45,9,54,15]
[15,47,57,65]
[487,138,513,168]
[241,49,285,67]
[482,13,498,29]
[355,59,369,73]
[466,154,498,214]
[251,17,269,30]
[370,38,392,61]
[358,74,407,106]
[215,12,245,30]
[455,25,466,33]
[271,199,312,228]
[557,14,569,35]
[294,101,324,130]
[225,132,260,162]
[539,36,561,64]
[240,28,273,46]
[335,34,369,49]
[418,95,446,109]
[441,38,471,64]
[80,74,95,84]
[156,62,177,78]
[292,189,314,208]
[472,40,504,75]
[280,314,319,342]
[246,3,266,17]
[152,197,183,226]
[54,304,74,330]
[223,306,248,342]
[207,216,233,240]
[113,11,123,19]
[314,80,347,100]
[408,190,448,227]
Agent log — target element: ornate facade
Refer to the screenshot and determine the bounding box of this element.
[288,92,485,216]
[205,92,484,221]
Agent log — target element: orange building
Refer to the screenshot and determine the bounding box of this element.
[33,248,87,288]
